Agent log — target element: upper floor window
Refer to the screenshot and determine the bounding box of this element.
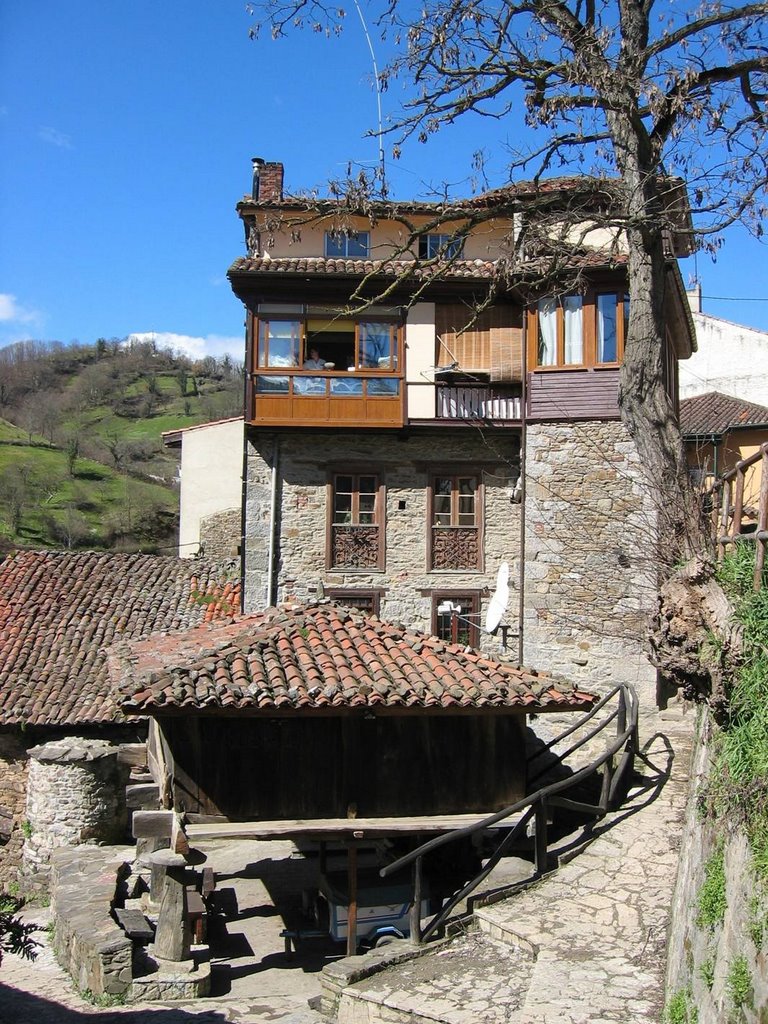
[529,291,628,369]
[324,230,370,258]
[328,472,384,570]
[252,304,401,375]
[419,234,464,260]
[429,474,483,571]
[537,296,583,367]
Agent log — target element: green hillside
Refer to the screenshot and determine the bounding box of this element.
[0,338,242,552]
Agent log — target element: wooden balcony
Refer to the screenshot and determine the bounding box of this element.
[436,386,522,422]
[248,371,405,428]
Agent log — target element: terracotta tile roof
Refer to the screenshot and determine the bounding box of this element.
[227,250,627,284]
[0,551,240,727]
[680,391,768,437]
[236,176,623,215]
[113,604,595,716]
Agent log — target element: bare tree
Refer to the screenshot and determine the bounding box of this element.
[249,0,768,560]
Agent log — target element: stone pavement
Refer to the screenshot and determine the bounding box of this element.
[0,702,696,1024]
[330,702,695,1024]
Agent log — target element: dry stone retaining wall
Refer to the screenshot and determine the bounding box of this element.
[51,844,133,999]
[666,712,768,1022]
[200,507,241,561]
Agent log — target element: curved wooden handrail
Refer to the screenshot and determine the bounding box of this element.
[380,682,639,944]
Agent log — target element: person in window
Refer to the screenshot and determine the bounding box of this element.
[303,347,325,369]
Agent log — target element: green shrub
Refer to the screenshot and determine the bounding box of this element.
[727,955,752,1010]
[699,958,715,989]
[697,844,727,929]
[665,988,698,1024]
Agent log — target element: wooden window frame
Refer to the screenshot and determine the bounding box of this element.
[427,472,484,572]
[325,588,384,615]
[326,471,386,571]
[431,590,481,647]
[527,290,629,370]
[251,308,402,377]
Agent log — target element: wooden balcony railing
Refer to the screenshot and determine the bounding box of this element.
[248,371,404,428]
[710,441,768,591]
[436,386,521,422]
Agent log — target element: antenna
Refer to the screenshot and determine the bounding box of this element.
[351,0,386,186]
[485,561,510,633]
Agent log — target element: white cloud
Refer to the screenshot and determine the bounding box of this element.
[38,125,73,149]
[127,331,244,361]
[0,293,42,325]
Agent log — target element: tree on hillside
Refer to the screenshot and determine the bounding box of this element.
[250,0,768,560]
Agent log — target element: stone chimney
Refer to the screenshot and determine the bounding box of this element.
[252,159,284,202]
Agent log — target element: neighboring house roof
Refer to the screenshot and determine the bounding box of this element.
[0,551,240,728]
[680,391,768,438]
[113,603,595,716]
[161,416,243,449]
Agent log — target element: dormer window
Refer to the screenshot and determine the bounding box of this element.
[419,234,464,259]
[324,230,370,258]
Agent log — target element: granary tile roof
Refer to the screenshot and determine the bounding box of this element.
[113,603,595,716]
[0,550,240,728]
[680,391,768,438]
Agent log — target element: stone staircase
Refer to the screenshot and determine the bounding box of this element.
[289,704,694,1024]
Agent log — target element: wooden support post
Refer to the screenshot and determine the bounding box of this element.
[600,755,613,812]
[534,799,548,875]
[149,850,191,962]
[617,688,627,736]
[410,856,422,945]
[346,843,358,957]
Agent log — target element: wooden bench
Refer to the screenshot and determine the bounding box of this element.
[114,907,154,944]
[186,887,207,944]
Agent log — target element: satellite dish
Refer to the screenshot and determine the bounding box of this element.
[485,562,510,633]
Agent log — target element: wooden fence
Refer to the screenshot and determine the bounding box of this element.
[710,441,768,591]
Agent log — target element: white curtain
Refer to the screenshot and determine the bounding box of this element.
[537,298,557,365]
[563,296,583,364]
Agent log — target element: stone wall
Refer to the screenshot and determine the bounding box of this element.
[23,738,131,888]
[523,420,658,702]
[51,844,133,999]
[666,712,768,1023]
[200,507,241,561]
[0,729,31,888]
[244,430,522,659]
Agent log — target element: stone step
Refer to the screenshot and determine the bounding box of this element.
[335,932,535,1024]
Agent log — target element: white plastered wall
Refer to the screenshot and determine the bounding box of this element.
[680,307,768,407]
[406,303,437,420]
[177,418,244,557]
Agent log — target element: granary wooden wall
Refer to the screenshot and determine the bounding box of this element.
[156,714,527,820]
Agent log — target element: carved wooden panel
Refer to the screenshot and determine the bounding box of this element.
[332,525,381,568]
[431,528,480,570]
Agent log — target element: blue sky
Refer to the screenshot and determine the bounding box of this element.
[1,0,767,361]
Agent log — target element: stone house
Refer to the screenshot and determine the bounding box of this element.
[226,159,696,707]
[0,549,239,887]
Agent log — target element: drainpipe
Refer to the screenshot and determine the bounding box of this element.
[517,309,528,668]
[266,436,280,607]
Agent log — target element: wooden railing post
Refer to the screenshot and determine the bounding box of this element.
[410,856,423,945]
[534,798,548,875]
